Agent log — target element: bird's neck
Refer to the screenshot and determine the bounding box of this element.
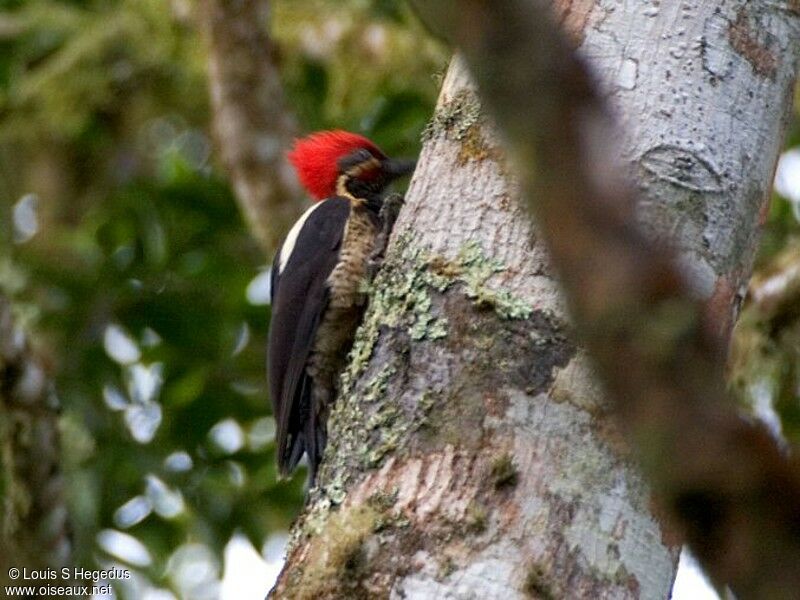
[336,174,385,214]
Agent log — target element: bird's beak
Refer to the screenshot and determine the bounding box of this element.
[382,158,417,180]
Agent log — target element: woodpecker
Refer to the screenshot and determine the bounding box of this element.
[268,130,415,480]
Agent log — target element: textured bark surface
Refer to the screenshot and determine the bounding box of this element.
[0,294,70,581]
[271,1,800,598]
[410,0,800,597]
[577,0,799,340]
[201,0,304,253]
[272,62,676,600]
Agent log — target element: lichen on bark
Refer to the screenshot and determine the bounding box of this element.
[422,86,506,168]
[306,234,539,513]
[276,222,589,598]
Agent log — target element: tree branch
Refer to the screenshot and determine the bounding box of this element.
[748,243,800,322]
[200,0,304,253]
[409,1,800,596]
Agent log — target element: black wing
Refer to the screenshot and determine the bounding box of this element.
[268,197,350,476]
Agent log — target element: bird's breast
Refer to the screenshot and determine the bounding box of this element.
[307,206,379,389]
[326,206,379,309]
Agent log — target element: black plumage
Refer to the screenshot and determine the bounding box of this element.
[268,197,350,477]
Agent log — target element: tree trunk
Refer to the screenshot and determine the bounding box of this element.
[272,58,674,600]
[201,0,305,253]
[0,294,70,582]
[577,0,797,336]
[271,1,800,598]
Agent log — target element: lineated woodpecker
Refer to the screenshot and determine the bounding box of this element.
[268,130,415,480]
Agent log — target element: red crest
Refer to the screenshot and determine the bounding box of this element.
[287,130,384,200]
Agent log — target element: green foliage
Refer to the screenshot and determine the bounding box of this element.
[0,0,444,596]
[0,0,206,140]
[756,113,800,267]
[13,152,306,585]
[272,0,446,154]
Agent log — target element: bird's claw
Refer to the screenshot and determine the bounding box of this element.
[366,193,405,282]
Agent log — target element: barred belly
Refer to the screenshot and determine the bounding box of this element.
[306,205,378,414]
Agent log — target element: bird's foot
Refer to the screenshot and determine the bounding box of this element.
[366,193,405,282]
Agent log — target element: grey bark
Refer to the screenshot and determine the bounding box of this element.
[580,0,798,336]
[271,1,800,598]
[201,0,304,253]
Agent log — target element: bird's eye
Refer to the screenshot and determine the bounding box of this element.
[355,149,373,162]
[339,148,375,172]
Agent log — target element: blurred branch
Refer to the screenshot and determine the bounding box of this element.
[409,0,800,597]
[0,293,70,579]
[730,244,800,443]
[0,15,25,40]
[200,0,304,253]
[748,243,800,322]
[0,4,81,42]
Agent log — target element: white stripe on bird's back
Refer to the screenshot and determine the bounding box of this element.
[279,200,327,273]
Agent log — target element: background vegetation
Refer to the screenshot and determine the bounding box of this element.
[0,0,798,597]
[0,0,444,595]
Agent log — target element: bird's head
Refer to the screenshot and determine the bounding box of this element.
[287,130,416,202]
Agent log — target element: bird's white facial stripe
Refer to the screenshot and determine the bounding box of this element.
[279,201,325,273]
